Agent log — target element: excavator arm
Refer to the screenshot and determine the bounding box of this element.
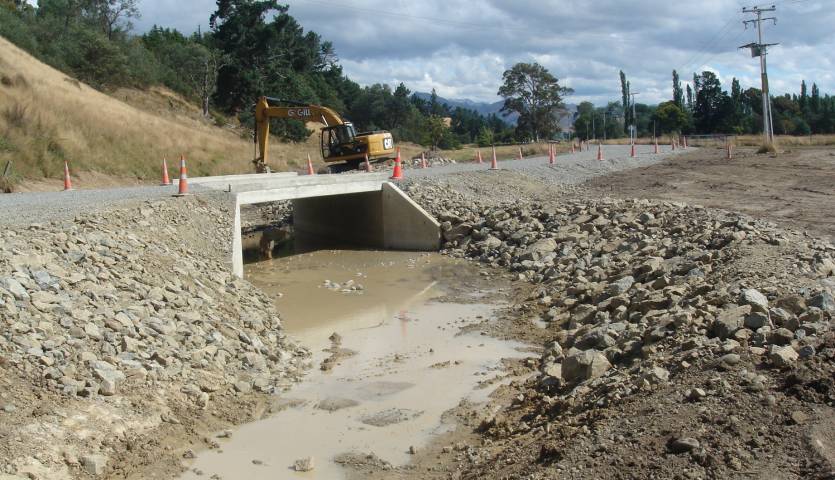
[255,96,346,172]
[253,96,394,173]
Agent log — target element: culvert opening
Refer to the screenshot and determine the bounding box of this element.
[240,200,384,264]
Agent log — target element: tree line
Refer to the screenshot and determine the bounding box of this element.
[0,0,519,148]
[575,69,835,140]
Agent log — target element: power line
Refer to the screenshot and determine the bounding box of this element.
[675,12,744,76]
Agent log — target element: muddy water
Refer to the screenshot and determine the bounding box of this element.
[180,250,525,480]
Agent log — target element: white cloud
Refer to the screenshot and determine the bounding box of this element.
[133,0,835,105]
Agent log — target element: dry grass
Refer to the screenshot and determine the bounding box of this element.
[596,134,835,149]
[735,134,835,147]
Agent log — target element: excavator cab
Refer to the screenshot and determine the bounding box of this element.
[320,123,359,160]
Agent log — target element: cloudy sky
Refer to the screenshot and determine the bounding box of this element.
[134,0,834,105]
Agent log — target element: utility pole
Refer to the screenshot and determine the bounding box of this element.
[629,92,640,144]
[740,5,778,144]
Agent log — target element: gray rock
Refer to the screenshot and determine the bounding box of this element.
[719,353,741,366]
[99,378,117,396]
[798,345,816,358]
[809,292,834,312]
[1,277,29,300]
[686,388,707,401]
[294,456,315,472]
[769,345,799,368]
[480,236,502,249]
[644,366,670,384]
[667,437,700,454]
[575,328,616,350]
[740,288,769,312]
[776,295,806,315]
[744,312,771,330]
[562,350,611,383]
[769,328,794,345]
[607,276,635,296]
[713,306,750,339]
[81,454,107,475]
[442,223,472,242]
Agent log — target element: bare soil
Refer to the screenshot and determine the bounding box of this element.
[586,146,835,241]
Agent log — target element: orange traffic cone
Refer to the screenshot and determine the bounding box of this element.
[672,140,677,151]
[174,154,189,196]
[571,143,576,154]
[477,149,483,164]
[630,143,636,158]
[548,144,555,164]
[518,146,523,160]
[160,157,171,186]
[683,136,688,149]
[306,154,315,175]
[727,144,733,159]
[421,152,428,169]
[597,143,604,161]
[390,147,403,180]
[62,161,73,191]
[364,153,373,172]
[654,139,659,154]
[489,145,499,170]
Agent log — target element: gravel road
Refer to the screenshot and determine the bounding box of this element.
[0,145,686,226]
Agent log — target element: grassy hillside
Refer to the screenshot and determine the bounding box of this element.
[0,35,332,190]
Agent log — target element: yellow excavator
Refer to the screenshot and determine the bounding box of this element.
[254,96,395,173]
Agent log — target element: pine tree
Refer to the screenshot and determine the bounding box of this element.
[799,80,808,111]
[811,83,820,113]
[620,70,630,134]
[672,70,683,108]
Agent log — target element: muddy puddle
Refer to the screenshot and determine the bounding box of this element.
[180,250,526,480]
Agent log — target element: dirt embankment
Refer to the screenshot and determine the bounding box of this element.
[0,194,309,479]
[586,146,835,241]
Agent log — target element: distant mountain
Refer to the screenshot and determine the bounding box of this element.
[414,91,576,131]
[413,91,509,119]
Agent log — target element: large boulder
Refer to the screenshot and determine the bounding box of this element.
[442,223,473,242]
[519,238,557,261]
[562,350,612,383]
[713,305,750,339]
[740,289,769,313]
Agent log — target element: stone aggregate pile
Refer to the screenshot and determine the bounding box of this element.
[0,194,308,478]
[404,180,835,478]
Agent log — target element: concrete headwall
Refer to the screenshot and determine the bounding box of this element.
[231,181,440,277]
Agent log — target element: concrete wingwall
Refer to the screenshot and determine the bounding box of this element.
[381,183,441,251]
[231,181,440,277]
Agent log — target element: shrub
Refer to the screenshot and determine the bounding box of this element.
[2,103,27,128]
